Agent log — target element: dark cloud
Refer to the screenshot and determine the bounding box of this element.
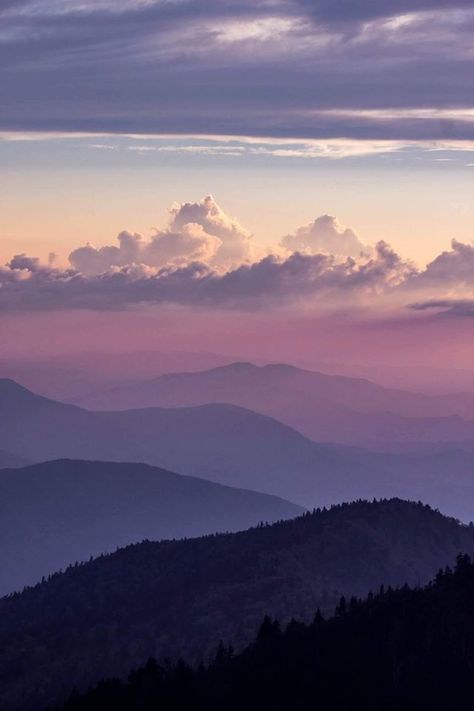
[0,0,473,139]
[410,299,474,317]
[8,254,42,271]
[0,240,414,312]
[416,240,474,287]
[292,0,472,23]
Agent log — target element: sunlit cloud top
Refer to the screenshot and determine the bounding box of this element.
[1,195,473,315]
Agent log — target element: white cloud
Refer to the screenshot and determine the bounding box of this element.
[215,17,297,44]
[281,214,369,258]
[3,195,474,314]
[69,231,143,276]
[68,195,251,275]
[415,239,474,287]
[168,195,253,268]
[144,223,222,267]
[0,237,416,312]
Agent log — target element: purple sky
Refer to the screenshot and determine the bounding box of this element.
[1,1,473,375]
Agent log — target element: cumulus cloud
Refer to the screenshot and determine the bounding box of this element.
[416,239,474,286]
[8,254,42,272]
[0,238,416,312]
[168,195,252,267]
[397,239,474,307]
[144,223,222,267]
[69,231,144,275]
[3,197,474,314]
[202,241,414,307]
[68,196,249,276]
[281,214,369,258]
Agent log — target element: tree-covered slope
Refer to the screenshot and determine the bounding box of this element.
[59,554,474,711]
[1,499,474,709]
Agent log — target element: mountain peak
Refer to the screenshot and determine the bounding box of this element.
[211,362,303,375]
[0,378,80,413]
[263,362,302,373]
[207,361,258,374]
[0,378,38,398]
[0,377,26,389]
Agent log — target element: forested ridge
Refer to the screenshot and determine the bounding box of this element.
[1,499,473,710]
[0,458,301,595]
[58,554,474,710]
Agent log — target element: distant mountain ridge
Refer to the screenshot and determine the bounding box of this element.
[0,351,238,402]
[0,458,302,596]
[2,378,474,520]
[69,362,474,450]
[0,449,30,469]
[1,499,473,710]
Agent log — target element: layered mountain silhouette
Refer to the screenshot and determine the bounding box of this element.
[0,459,302,596]
[2,378,474,519]
[59,554,474,711]
[70,362,474,451]
[0,449,30,469]
[0,351,236,402]
[1,499,473,710]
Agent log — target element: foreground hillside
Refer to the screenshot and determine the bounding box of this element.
[1,500,473,710]
[2,379,474,519]
[0,459,302,596]
[60,555,474,711]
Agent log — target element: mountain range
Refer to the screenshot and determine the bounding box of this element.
[70,362,474,451]
[2,378,474,519]
[1,499,473,710]
[0,351,237,403]
[0,459,302,596]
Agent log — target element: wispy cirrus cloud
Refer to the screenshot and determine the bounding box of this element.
[4,132,473,162]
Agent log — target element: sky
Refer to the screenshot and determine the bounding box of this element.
[0,0,473,374]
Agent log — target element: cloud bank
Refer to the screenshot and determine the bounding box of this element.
[1,195,473,314]
[0,244,412,312]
